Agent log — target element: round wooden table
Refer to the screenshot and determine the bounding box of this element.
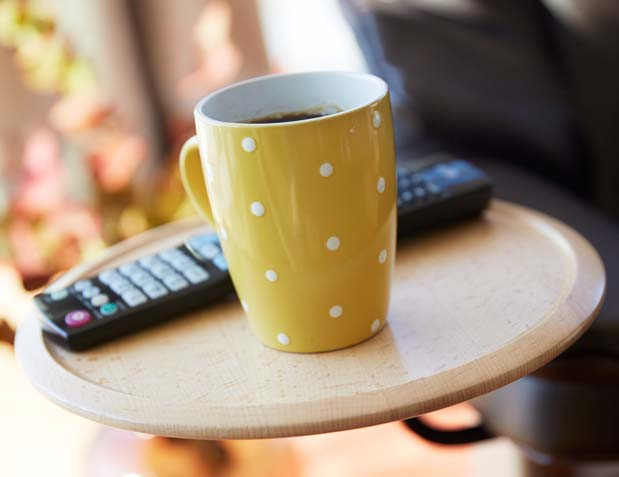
[15,200,605,439]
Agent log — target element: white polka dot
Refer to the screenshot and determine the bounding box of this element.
[205,163,214,184]
[349,127,355,134]
[220,226,228,241]
[371,319,381,333]
[241,300,249,312]
[326,236,340,251]
[241,137,256,152]
[372,111,382,129]
[329,305,343,318]
[319,162,333,177]
[265,269,278,282]
[277,333,290,345]
[377,176,386,194]
[378,249,387,264]
[250,201,265,217]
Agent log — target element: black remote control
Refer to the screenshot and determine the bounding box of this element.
[397,155,493,235]
[35,156,492,350]
[35,235,232,350]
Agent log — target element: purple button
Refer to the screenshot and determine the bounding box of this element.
[64,310,92,328]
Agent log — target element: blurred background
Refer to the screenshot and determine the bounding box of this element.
[1,0,618,476]
[0,0,365,307]
[0,1,512,476]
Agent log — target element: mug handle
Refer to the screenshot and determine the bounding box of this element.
[179,135,215,227]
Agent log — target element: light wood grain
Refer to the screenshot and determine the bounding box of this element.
[15,200,605,439]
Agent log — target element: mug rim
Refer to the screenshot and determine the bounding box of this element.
[194,71,389,128]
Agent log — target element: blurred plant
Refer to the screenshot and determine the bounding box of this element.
[0,0,95,94]
[178,0,243,99]
[0,0,193,294]
[8,128,102,288]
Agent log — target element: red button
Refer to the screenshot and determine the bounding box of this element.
[65,310,92,328]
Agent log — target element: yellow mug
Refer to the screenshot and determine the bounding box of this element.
[180,71,396,352]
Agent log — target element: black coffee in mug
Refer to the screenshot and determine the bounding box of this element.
[243,106,340,124]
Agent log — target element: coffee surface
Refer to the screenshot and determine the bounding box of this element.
[243,108,337,124]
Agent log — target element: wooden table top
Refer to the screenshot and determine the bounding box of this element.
[15,200,605,439]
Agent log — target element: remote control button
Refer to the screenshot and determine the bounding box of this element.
[158,249,187,263]
[436,164,460,179]
[138,255,164,269]
[402,191,413,202]
[186,233,219,249]
[213,254,228,271]
[414,187,427,198]
[129,270,153,286]
[82,286,100,299]
[100,302,118,316]
[119,263,142,277]
[138,278,158,290]
[169,256,196,271]
[91,294,109,307]
[452,160,484,179]
[399,177,411,189]
[65,310,92,328]
[109,280,133,294]
[98,270,123,285]
[142,281,168,299]
[162,274,189,291]
[105,274,130,286]
[183,266,210,284]
[198,243,220,260]
[427,182,441,195]
[122,289,147,307]
[49,289,69,301]
[150,263,174,279]
[73,279,92,291]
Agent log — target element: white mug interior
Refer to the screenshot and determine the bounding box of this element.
[197,71,388,125]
